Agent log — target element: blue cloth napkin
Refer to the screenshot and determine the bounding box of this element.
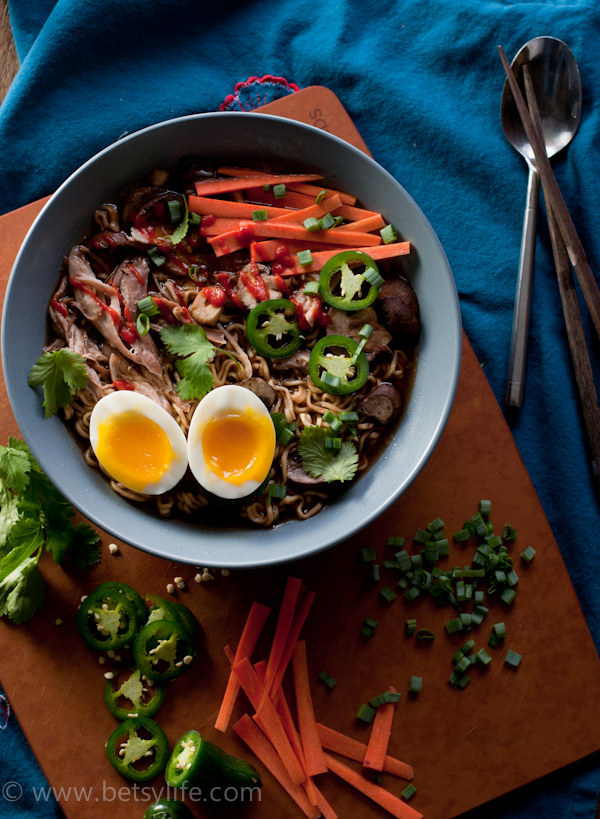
[1,0,600,817]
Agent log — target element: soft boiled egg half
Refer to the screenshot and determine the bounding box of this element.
[89,391,188,495]
[187,384,276,500]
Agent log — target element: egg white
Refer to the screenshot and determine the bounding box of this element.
[187,384,276,500]
[89,390,188,495]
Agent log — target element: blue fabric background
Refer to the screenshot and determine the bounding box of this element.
[1,0,599,816]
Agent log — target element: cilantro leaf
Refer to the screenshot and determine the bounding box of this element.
[168,196,189,246]
[28,349,88,418]
[298,426,359,483]
[160,324,216,401]
[0,554,45,624]
[0,437,33,493]
[58,522,101,569]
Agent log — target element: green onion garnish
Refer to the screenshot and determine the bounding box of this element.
[252,209,269,222]
[315,189,327,204]
[387,535,405,549]
[356,704,376,723]
[279,427,295,446]
[263,183,272,192]
[319,213,335,230]
[303,280,320,295]
[297,249,314,267]
[303,216,321,232]
[318,670,337,689]
[188,212,202,225]
[362,267,385,288]
[504,649,522,668]
[378,585,397,604]
[267,483,286,500]
[320,371,342,390]
[359,323,373,339]
[405,618,417,637]
[339,410,359,422]
[520,545,536,562]
[325,436,342,450]
[359,546,377,563]
[401,784,418,801]
[136,296,160,317]
[408,676,423,694]
[380,224,398,244]
[147,246,166,267]
[272,183,286,199]
[168,199,182,224]
[136,313,150,336]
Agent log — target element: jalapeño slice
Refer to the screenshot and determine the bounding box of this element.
[319,250,383,311]
[165,729,261,793]
[106,716,169,782]
[246,298,303,359]
[76,583,141,651]
[133,619,195,682]
[104,667,166,720]
[308,334,369,395]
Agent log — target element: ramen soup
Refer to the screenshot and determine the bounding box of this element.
[40,160,420,527]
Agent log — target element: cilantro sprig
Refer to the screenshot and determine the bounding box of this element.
[28,349,88,418]
[298,426,359,483]
[0,438,100,624]
[160,324,217,401]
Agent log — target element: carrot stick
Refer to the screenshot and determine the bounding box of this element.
[233,714,320,819]
[279,241,411,276]
[194,173,323,197]
[313,786,339,819]
[232,657,305,785]
[363,687,398,772]
[268,588,316,697]
[188,195,290,219]
[251,239,340,262]
[335,203,380,221]
[337,214,386,233]
[286,181,357,205]
[316,723,414,780]
[244,187,317,209]
[208,221,381,257]
[269,194,342,224]
[292,640,328,776]
[214,601,270,732]
[324,753,423,819]
[261,576,304,700]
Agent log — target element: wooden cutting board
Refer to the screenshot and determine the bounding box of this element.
[1,86,599,819]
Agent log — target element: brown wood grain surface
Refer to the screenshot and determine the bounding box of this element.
[0,0,18,103]
[0,86,599,819]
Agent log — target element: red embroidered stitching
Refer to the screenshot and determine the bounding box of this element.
[220,74,300,112]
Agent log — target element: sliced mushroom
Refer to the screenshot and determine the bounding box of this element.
[238,377,276,409]
[376,278,421,347]
[357,382,403,425]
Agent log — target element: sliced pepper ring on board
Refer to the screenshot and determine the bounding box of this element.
[104,666,167,720]
[133,618,195,682]
[76,583,141,651]
[106,716,169,782]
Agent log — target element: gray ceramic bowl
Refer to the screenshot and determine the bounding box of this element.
[2,112,461,568]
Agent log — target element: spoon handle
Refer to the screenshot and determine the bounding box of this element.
[506,166,539,408]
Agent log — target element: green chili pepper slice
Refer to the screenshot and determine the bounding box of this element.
[246,298,303,359]
[319,250,383,311]
[308,334,369,395]
[145,594,198,641]
[104,667,166,720]
[133,619,195,682]
[106,716,169,782]
[76,583,141,651]
[165,729,262,794]
[144,800,193,819]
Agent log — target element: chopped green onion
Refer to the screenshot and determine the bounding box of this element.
[405,618,417,637]
[414,528,430,544]
[303,216,321,232]
[479,499,492,517]
[500,588,517,605]
[364,617,379,630]
[168,199,182,224]
[318,670,337,689]
[279,426,295,446]
[298,250,314,268]
[404,586,421,602]
[380,224,398,244]
[504,649,522,668]
[356,703,376,723]
[445,617,463,635]
[476,648,493,666]
[320,371,342,390]
[136,313,150,336]
[136,296,160,316]
[428,517,445,532]
[454,655,471,674]
[378,585,397,605]
[363,563,380,588]
[320,213,336,230]
[315,189,327,204]
[188,211,202,225]
[188,263,200,281]
[303,280,319,295]
[520,545,536,562]
[408,676,422,695]
[267,483,286,500]
[263,183,272,192]
[324,436,342,450]
[272,183,286,199]
[339,410,359,422]
[493,622,507,639]
[453,528,471,543]
[252,209,269,221]
[359,546,377,563]
[369,691,400,708]
[147,246,166,267]
[359,323,373,339]
[387,535,405,549]
[401,784,418,801]
[362,266,385,288]
[502,524,517,541]
[416,628,435,641]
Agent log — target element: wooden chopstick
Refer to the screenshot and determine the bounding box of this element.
[518,57,600,494]
[498,45,600,342]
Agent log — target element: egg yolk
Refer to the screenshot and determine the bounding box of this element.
[202,410,274,486]
[96,411,174,492]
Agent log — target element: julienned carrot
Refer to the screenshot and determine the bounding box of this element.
[279,241,412,276]
[261,576,304,701]
[208,221,381,257]
[337,214,386,233]
[363,687,398,772]
[268,588,316,697]
[269,194,342,224]
[292,640,328,776]
[316,723,414,780]
[233,714,320,819]
[324,753,423,819]
[214,601,271,732]
[251,239,340,262]
[286,181,357,206]
[194,173,323,197]
[232,657,306,785]
[188,195,290,219]
[244,187,318,210]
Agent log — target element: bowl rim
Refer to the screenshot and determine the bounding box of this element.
[2,111,462,568]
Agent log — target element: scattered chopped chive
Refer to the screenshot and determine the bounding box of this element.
[267,483,286,500]
[168,199,182,223]
[324,436,342,450]
[453,528,471,543]
[460,639,476,654]
[380,224,398,245]
[401,784,418,803]
[504,650,522,668]
[360,624,376,640]
[303,216,321,232]
[405,619,417,637]
[416,628,435,641]
[188,211,201,225]
[320,212,336,230]
[298,249,314,268]
[359,323,374,339]
[521,545,536,562]
[476,648,493,666]
[331,215,344,227]
[382,559,400,570]
[136,313,150,336]
[315,189,327,204]
[320,371,342,389]
[362,266,385,288]
[188,263,200,281]
[493,622,507,640]
[404,586,421,602]
[356,703,376,723]
[147,246,166,266]
[369,691,401,707]
[428,517,445,531]
[272,183,286,198]
[470,512,487,537]
[479,499,492,516]
[339,410,359,422]
[413,528,430,544]
[408,676,423,695]
[445,617,463,635]
[486,534,502,549]
[394,550,412,572]
[364,617,379,630]
[378,585,397,604]
[263,183,272,192]
[279,426,295,446]
[137,296,160,317]
[502,524,517,541]
[252,209,269,221]
[454,655,471,674]
[359,546,377,563]
[506,569,519,587]
[363,563,380,588]
[318,670,337,689]
[500,588,517,606]
[488,632,501,647]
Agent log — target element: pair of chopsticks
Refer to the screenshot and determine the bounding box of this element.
[498,46,600,497]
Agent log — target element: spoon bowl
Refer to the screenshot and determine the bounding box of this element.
[501,36,582,408]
